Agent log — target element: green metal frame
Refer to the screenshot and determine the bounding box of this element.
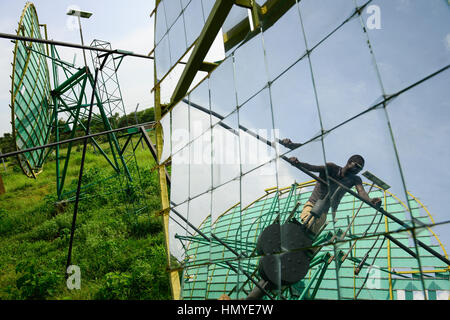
[10,3,135,202]
[10,2,52,178]
[179,183,449,300]
[49,59,131,199]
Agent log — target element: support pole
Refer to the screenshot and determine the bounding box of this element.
[65,67,100,272]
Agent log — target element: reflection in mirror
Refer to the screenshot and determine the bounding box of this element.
[155,34,172,80]
[233,33,268,106]
[188,71,210,93]
[188,100,211,144]
[183,265,208,299]
[240,160,277,210]
[183,0,206,48]
[171,100,189,155]
[160,63,184,104]
[201,0,214,21]
[188,77,210,108]
[212,111,240,188]
[309,18,382,131]
[188,192,213,300]
[270,58,321,148]
[206,205,248,299]
[163,0,182,30]
[362,0,450,94]
[238,88,276,175]
[209,57,237,118]
[188,78,211,143]
[188,191,212,245]
[180,0,190,10]
[155,1,168,45]
[169,202,189,262]
[322,108,410,222]
[211,179,240,222]
[189,130,212,199]
[298,0,355,48]
[262,4,305,81]
[279,138,326,190]
[170,145,189,206]
[386,69,450,252]
[168,15,187,65]
[222,5,248,34]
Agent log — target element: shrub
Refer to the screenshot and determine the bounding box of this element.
[13,262,62,300]
[94,272,132,300]
[125,214,162,238]
[27,220,59,241]
[128,256,171,300]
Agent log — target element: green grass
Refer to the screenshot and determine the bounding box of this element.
[0,136,172,300]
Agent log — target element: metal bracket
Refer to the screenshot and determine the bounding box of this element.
[156,207,170,217]
[235,0,253,9]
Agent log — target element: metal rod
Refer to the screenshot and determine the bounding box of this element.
[66,67,100,271]
[0,150,6,172]
[77,15,88,69]
[0,32,154,60]
[0,121,156,161]
[139,126,171,186]
[340,183,374,240]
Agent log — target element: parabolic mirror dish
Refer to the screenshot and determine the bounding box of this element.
[154,0,450,300]
[10,2,52,178]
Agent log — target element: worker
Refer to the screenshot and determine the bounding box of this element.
[287,153,381,235]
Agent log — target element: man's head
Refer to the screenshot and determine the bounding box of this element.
[345,155,365,175]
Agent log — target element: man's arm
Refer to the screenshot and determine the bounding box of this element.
[355,183,381,206]
[287,157,326,173]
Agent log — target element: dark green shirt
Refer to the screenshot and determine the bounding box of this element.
[297,162,362,211]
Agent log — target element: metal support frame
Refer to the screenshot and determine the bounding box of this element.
[169,0,235,106]
[66,66,101,272]
[50,60,131,199]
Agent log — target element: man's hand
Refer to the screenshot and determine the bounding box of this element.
[371,197,382,207]
[281,138,293,145]
[288,156,300,165]
[280,138,302,149]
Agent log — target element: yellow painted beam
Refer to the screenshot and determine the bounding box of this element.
[153,0,181,300]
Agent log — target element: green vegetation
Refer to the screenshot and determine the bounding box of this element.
[0,135,173,300]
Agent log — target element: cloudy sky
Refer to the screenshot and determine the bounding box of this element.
[0,0,156,136]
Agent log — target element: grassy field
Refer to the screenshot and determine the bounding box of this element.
[0,136,173,300]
